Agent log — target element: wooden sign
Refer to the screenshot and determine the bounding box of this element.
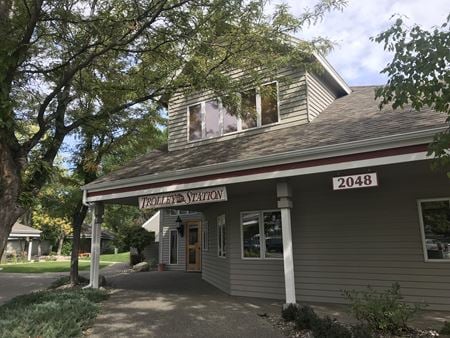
[332,173,378,190]
[139,186,227,209]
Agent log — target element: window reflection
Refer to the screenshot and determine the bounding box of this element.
[189,104,202,140]
[261,83,278,125]
[241,89,257,130]
[420,200,450,260]
[205,100,221,138]
[242,212,260,257]
[263,211,283,258]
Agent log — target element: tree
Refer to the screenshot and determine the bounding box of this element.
[373,14,450,168]
[69,104,164,284]
[0,0,346,257]
[30,166,77,254]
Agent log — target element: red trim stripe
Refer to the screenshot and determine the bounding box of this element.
[87,144,428,198]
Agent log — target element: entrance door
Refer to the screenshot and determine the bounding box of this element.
[186,221,201,271]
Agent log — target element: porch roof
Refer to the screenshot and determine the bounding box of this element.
[83,86,446,194]
[9,223,41,238]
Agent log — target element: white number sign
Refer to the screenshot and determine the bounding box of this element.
[332,173,378,190]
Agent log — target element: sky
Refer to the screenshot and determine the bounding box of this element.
[267,0,449,86]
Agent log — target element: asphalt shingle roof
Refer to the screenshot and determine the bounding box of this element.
[89,86,446,187]
[10,223,41,236]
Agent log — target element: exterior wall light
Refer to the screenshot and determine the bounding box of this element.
[176,216,184,237]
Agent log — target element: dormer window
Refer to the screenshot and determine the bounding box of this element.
[187,82,279,141]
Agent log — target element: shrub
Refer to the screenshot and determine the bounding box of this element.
[61,241,72,256]
[343,283,424,334]
[294,305,320,330]
[441,321,450,335]
[351,324,375,338]
[0,289,109,338]
[281,303,299,322]
[311,316,352,338]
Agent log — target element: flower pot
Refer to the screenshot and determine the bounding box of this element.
[158,263,165,272]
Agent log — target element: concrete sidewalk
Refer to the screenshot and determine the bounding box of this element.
[88,271,284,338]
[89,270,450,337]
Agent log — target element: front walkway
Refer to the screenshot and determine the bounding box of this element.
[88,271,284,337]
[0,272,59,304]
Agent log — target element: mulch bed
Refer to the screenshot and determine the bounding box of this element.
[263,313,441,338]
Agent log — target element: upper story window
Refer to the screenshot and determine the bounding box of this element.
[187,82,279,141]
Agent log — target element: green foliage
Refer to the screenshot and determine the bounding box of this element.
[281,303,300,322]
[343,283,424,334]
[373,14,450,169]
[281,304,353,337]
[311,316,352,338]
[0,261,110,273]
[61,241,73,256]
[350,324,375,338]
[0,289,108,338]
[294,305,320,330]
[441,321,450,335]
[119,225,154,256]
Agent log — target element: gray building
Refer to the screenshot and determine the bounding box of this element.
[82,54,450,310]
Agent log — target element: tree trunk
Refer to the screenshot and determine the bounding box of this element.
[70,201,88,285]
[0,140,24,258]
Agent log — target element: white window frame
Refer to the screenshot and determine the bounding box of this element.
[217,214,226,258]
[417,197,450,263]
[240,209,283,260]
[186,81,279,142]
[168,229,178,265]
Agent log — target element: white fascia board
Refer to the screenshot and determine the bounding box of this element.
[312,52,352,95]
[8,234,41,238]
[86,151,429,203]
[82,127,444,194]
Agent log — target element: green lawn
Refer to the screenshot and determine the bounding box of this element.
[0,260,110,273]
[97,251,130,263]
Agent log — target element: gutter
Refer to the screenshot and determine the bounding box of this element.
[82,126,445,193]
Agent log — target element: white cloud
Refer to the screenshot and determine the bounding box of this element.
[267,0,449,86]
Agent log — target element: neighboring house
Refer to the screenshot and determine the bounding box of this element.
[82,53,450,310]
[74,225,115,254]
[4,223,51,260]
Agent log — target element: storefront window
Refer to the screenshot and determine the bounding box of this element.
[419,199,450,261]
[241,210,283,259]
[263,211,283,258]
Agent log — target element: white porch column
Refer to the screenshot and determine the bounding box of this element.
[89,203,104,289]
[277,182,296,305]
[27,239,33,261]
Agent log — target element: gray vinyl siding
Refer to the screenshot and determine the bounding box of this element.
[198,161,450,310]
[167,68,309,151]
[290,163,450,311]
[306,72,337,121]
[160,210,203,270]
[201,206,230,293]
[227,195,285,299]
